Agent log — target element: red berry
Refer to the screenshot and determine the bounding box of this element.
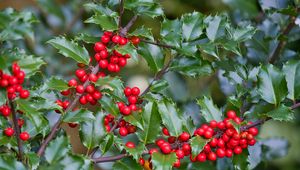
[128,96,137,104]
[162,127,170,136]
[160,143,172,154]
[248,127,259,136]
[117,102,125,110]
[4,127,14,137]
[129,104,137,111]
[124,87,132,96]
[68,122,78,128]
[156,139,165,147]
[233,146,243,155]
[9,76,18,85]
[94,53,101,61]
[173,159,181,168]
[94,42,106,52]
[61,89,70,96]
[139,158,145,166]
[168,136,176,144]
[79,96,88,105]
[121,106,131,115]
[19,90,30,99]
[127,125,136,133]
[196,128,204,136]
[203,144,211,153]
[209,138,218,147]
[101,35,110,43]
[18,119,24,127]
[225,149,233,157]
[248,139,256,146]
[179,132,190,142]
[107,64,116,72]
[0,79,9,87]
[216,148,226,158]
[176,149,185,159]
[104,31,113,37]
[19,132,30,141]
[75,69,86,78]
[204,130,213,139]
[131,87,140,96]
[119,127,128,136]
[118,58,127,67]
[225,129,235,137]
[131,36,140,45]
[119,37,127,45]
[125,141,135,148]
[112,35,121,44]
[68,79,77,87]
[89,74,98,82]
[197,153,206,162]
[86,85,95,93]
[182,143,191,154]
[217,139,225,148]
[207,152,217,161]
[217,121,226,129]
[114,65,120,72]
[209,120,218,128]
[226,110,237,119]
[7,86,15,94]
[110,56,119,64]
[76,85,85,94]
[149,148,158,155]
[92,91,102,100]
[99,59,108,69]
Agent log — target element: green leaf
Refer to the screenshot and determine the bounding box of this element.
[205,15,223,41]
[124,0,163,18]
[85,14,118,31]
[113,157,143,170]
[198,43,219,59]
[0,155,26,170]
[157,99,183,136]
[46,77,69,91]
[99,95,119,116]
[123,112,143,130]
[18,56,46,77]
[130,26,154,40]
[183,116,196,136]
[37,0,64,21]
[231,25,256,42]
[63,109,95,123]
[100,134,114,155]
[283,60,300,101]
[59,154,90,170]
[16,99,49,136]
[258,65,287,105]
[233,149,249,170]
[138,43,164,72]
[197,96,222,122]
[95,76,124,99]
[84,3,115,16]
[25,152,40,170]
[150,80,169,93]
[138,101,161,144]
[75,33,99,44]
[181,12,204,41]
[124,143,145,161]
[264,105,294,122]
[0,89,7,106]
[190,136,210,158]
[152,152,177,170]
[170,57,213,77]
[160,18,182,48]
[47,36,90,65]
[79,112,105,149]
[114,44,139,62]
[45,136,70,164]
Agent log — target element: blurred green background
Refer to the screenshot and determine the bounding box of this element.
[0,0,299,169]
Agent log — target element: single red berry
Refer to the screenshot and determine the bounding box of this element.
[89,74,98,82]
[121,106,131,115]
[117,102,125,110]
[139,158,145,166]
[76,85,85,94]
[118,58,127,67]
[248,139,256,146]
[4,127,14,137]
[128,96,137,104]
[125,141,135,148]
[209,138,218,147]
[127,125,136,133]
[204,130,213,139]
[75,69,86,78]
[182,143,191,154]
[168,136,176,144]
[124,87,132,96]
[114,65,120,72]
[18,119,24,127]
[156,139,165,147]
[80,75,88,83]
[216,148,226,158]
[94,53,101,61]
[112,35,121,44]
[209,120,218,128]
[99,50,108,59]
[94,42,106,52]
[131,36,140,45]
[225,128,235,137]
[119,127,128,136]
[68,79,77,87]
[129,104,137,111]
[160,143,172,154]
[173,159,181,168]
[217,139,225,148]
[6,86,15,94]
[196,128,204,136]
[86,85,95,94]
[110,56,119,64]
[105,125,111,132]
[149,148,158,155]
[16,71,25,80]
[0,79,9,87]
[119,37,128,45]
[19,90,30,99]
[203,144,211,153]
[99,59,109,69]
[248,127,259,136]
[19,132,30,141]
[233,146,243,155]
[104,31,113,37]
[196,153,206,162]
[179,132,190,142]
[79,96,88,105]
[225,149,233,157]
[107,63,116,72]
[246,134,254,140]
[68,122,78,128]
[162,127,170,136]
[92,91,102,100]
[207,152,217,161]
[9,76,18,85]
[101,35,110,43]
[86,94,94,102]
[226,110,237,119]
[176,149,185,159]
[61,89,70,96]
[131,87,140,96]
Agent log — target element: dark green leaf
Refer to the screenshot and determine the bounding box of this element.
[258,65,287,105]
[204,15,223,42]
[130,26,154,40]
[150,80,169,93]
[85,14,118,31]
[114,44,138,62]
[138,43,164,72]
[190,136,210,158]
[160,18,182,48]
[181,12,204,41]
[0,155,26,170]
[84,3,115,16]
[46,77,69,91]
[37,0,64,21]
[25,152,40,170]
[18,56,45,77]
[197,96,222,122]
[100,134,114,155]
[124,143,145,161]
[264,105,294,122]
[232,149,249,170]
[45,136,70,164]
[60,154,91,170]
[283,60,300,101]
[124,0,163,18]
[198,43,219,59]
[123,112,143,130]
[95,76,124,99]
[138,101,161,144]
[99,95,119,116]
[183,116,196,136]
[113,157,143,170]
[0,89,7,106]
[152,152,177,170]
[75,33,99,44]
[63,109,95,123]
[157,99,183,136]
[47,36,90,65]
[79,112,105,149]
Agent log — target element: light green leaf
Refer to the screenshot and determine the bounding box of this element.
[181,12,204,41]
[152,152,177,170]
[114,44,139,62]
[258,65,287,105]
[95,76,124,99]
[265,105,294,122]
[157,99,183,136]
[123,112,143,130]
[46,77,69,91]
[150,80,169,93]
[283,60,300,101]
[18,56,46,77]
[138,43,164,72]
[47,36,90,65]
[45,136,70,164]
[130,26,154,40]
[197,96,222,122]
[85,14,118,31]
[205,15,223,41]
[190,136,210,158]
[63,109,95,123]
[99,95,119,116]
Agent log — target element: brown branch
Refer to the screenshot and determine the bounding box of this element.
[120,15,138,36]
[268,16,296,64]
[37,65,100,156]
[140,39,177,49]
[118,0,125,30]
[9,100,23,161]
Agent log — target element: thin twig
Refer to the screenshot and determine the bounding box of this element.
[140,39,177,49]
[118,0,125,30]
[120,15,138,36]
[9,100,23,161]
[268,16,296,64]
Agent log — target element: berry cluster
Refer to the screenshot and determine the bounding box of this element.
[117,86,141,116]
[0,63,30,141]
[0,63,30,100]
[104,114,137,136]
[95,32,140,73]
[138,110,258,168]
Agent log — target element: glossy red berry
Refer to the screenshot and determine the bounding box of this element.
[139,158,145,166]
[20,132,30,141]
[124,87,131,96]
[216,148,226,158]
[162,127,170,136]
[207,152,217,161]
[125,141,135,148]
[173,159,181,168]
[225,149,233,157]
[86,85,95,93]
[18,119,24,127]
[99,50,108,59]
[204,130,213,139]
[131,36,140,45]
[119,37,127,45]
[89,74,98,82]
[118,58,127,67]
[4,127,14,137]
[112,35,121,44]
[248,127,259,136]
[128,96,137,104]
[99,59,109,69]
[119,127,128,136]
[160,143,172,154]
[20,90,30,99]
[79,96,88,105]
[92,91,102,100]
[209,120,218,128]
[179,132,190,142]
[75,69,86,78]
[76,85,85,94]
[101,35,110,43]
[61,89,70,96]
[68,79,77,87]
[149,148,158,155]
[226,110,237,119]
[94,42,106,52]
[196,153,206,162]
[176,149,185,159]
[121,106,131,115]
[131,87,140,96]
[156,139,165,147]
[68,122,78,128]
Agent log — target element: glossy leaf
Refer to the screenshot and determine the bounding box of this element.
[114,44,139,62]
[95,76,124,99]
[100,134,114,155]
[232,149,249,170]
[150,80,169,93]
[47,36,90,65]
[265,105,294,122]
[85,14,118,31]
[45,136,70,164]
[18,56,46,77]
[124,0,163,18]
[205,15,223,41]
[113,157,143,170]
[0,156,26,170]
[130,26,154,40]
[197,96,222,122]
[152,152,177,170]
[63,109,95,123]
[123,112,143,130]
[181,12,204,41]
[138,43,164,72]
[283,60,300,100]
[124,143,145,161]
[99,95,119,116]
[46,77,69,91]
[160,18,182,48]
[190,136,210,158]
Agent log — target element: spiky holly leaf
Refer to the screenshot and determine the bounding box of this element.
[152,152,177,170]
[46,77,69,91]
[45,136,70,164]
[264,105,294,122]
[190,136,210,158]
[63,109,95,123]
[197,96,222,122]
[283,60,300,101]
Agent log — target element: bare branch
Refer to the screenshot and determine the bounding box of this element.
[140,39,177,49]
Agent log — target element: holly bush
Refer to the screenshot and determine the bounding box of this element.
[0,0,300,169]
